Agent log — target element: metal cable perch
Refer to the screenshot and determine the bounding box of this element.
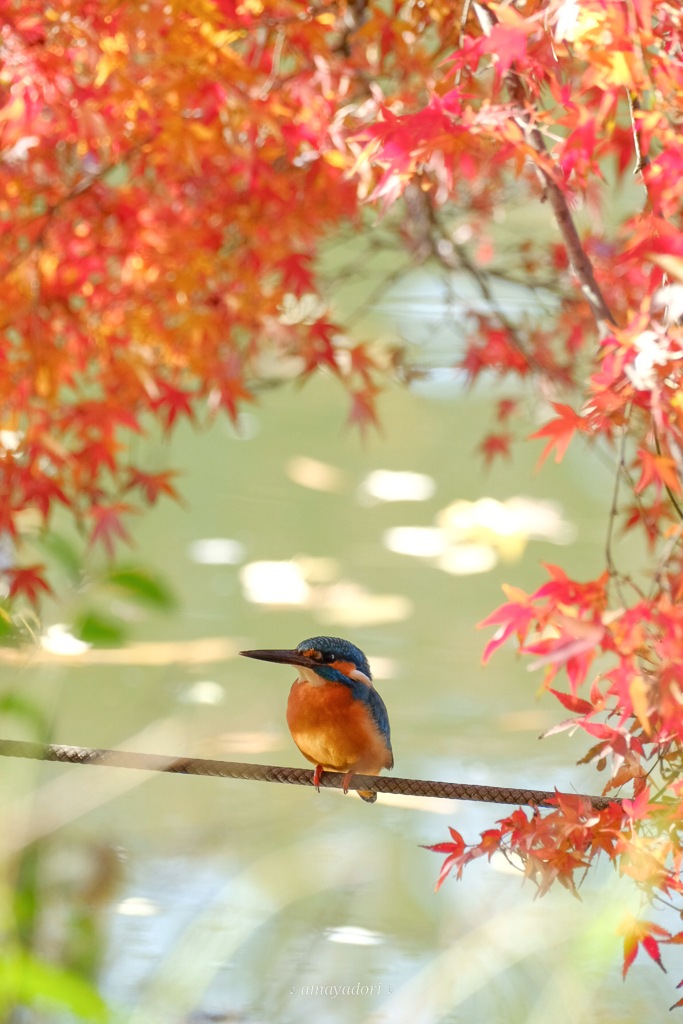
[0,738,621,811]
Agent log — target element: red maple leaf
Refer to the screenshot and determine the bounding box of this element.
[278,253,314,296]
[300,321,340,376]
[19,473,69,519]
[88,503,137,559]
[461,329,530,381]
[423,827,467,890]
[152,383,196,431]
[547,689,594,716]
[523,623,604,689]
[486,22,528,75]
[479,432,513,467]
[478,587,535,663]
[5,565,52,606]
[621,786,658,821]
[622,500,673,552]
[496,399,518,422]
[347,387,380,435]
[349,344,379,384]
[75,441,119,481]
[126,469,181,506]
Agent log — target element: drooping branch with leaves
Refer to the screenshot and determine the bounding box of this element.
[363,0,683,994]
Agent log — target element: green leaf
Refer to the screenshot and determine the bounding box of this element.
[0,608,14,640]
[106,567,176,610]
[102,162,129,188]
[76,612,126,647]
[0,950,108,1021]
[37,532,81,584]
[0,694,49,741]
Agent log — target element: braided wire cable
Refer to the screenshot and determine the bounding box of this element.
[0,738,619,810]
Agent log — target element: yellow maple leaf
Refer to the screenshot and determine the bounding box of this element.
[94,55,116,89]
[652,253,683,283]
[100,33,128,56]
[501,583,529,604]
[189,122,215,142]
[323,150,347,168]
[606,52,635,89]
[629,676,652,735]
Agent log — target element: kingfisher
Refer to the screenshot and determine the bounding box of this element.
[240,636,393,803]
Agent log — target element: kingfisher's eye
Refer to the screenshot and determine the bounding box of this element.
[322,651,336,663]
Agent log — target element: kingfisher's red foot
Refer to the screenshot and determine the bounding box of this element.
[313,764,324,792]
[342,771,354,795]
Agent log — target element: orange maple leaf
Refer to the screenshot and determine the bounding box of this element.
[635,449,682,496]
[528,403,589,469]
[616,912,669,979]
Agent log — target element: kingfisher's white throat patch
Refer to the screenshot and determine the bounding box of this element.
[297,666,373,688]
[298,666,327,687]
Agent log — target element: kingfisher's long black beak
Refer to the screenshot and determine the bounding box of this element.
[240,648,317,668]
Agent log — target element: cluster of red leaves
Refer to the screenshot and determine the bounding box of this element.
[3,0,463,595]
[468,565,683,905]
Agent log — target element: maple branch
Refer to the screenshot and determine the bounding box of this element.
[472,2,617,331]
[335,0,369,56]
[455,0,473,87]
[522,137,616,330]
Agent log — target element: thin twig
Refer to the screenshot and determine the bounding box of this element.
[653,423,683,522]
[455,0,473,86]
[651,524,683,600]
[605,418,631,605]
[258,27,285,99]
[419,192,547,376]
[628,91,650,175]
[341,252,426,330]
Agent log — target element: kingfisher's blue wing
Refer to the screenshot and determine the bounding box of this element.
[360,685,393,768]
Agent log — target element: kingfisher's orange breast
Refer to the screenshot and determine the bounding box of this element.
[286,678,391,775]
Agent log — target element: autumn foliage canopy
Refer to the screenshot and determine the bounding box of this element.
[4,0,683,995]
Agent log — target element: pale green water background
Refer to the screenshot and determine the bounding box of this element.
[0,270,675,1022]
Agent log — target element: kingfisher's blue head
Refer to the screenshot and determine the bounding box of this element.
[240,635,372,685]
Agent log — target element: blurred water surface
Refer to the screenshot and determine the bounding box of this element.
[0,302,672,1022]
